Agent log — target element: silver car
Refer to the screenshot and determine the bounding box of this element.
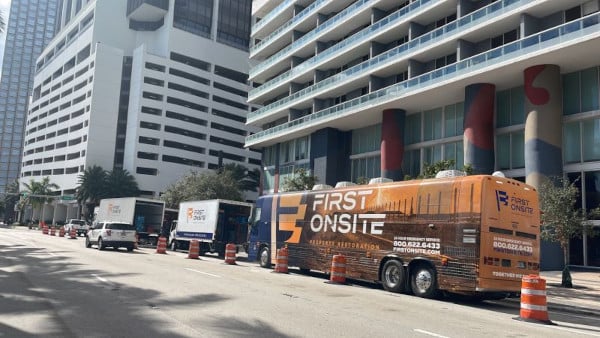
[86,221,136,251]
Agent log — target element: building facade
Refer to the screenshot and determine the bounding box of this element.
[0,0,61,198]
[247,0,600,268]
[21,0,259,222]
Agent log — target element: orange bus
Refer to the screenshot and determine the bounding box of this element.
[248,174,540,298]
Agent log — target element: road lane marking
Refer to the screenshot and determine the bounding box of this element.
[184,268,221,278]
[92,274,110,283]
[413,329,449,338]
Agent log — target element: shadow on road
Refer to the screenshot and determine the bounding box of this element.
[0,242,292,337]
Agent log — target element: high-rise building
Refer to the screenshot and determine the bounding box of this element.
[0,0,61,196]
[247,0,600,268]
[21,0,259,221]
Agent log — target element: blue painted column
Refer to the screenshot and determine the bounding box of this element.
[524,64,563,188]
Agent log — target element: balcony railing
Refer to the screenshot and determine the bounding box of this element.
[245,13,600,146]
[249,0,439,101]
[251,0,295,36]
[249,0,373,79]
[248,0,527,122]
[251,0,329,57]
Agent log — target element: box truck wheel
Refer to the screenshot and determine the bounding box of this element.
[410,264,438,298]
[381,260,405,293]
[259,247,270,268]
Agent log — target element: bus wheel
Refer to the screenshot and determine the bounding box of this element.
[410,265,438,298]
[381,260,405,293]
[259,247,271,268]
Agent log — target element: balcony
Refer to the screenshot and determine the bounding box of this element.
[245,13,600,148]
[247,0,530,125]
[127,0,169,21]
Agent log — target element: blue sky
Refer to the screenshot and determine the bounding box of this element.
[0,0,11,75]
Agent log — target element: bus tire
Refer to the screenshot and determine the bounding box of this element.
[410,264,438,298]
[259,247,270,268]
[381,260,405,293]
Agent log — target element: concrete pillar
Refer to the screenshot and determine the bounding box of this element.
[524,64,563,189]
[381,109,406,181]
[463,83,495,174]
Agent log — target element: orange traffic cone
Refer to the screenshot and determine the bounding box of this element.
[188,240,200,259]
[224,243,236,264]
[156,236,167,254]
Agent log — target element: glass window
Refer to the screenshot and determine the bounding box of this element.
[563,72,580,115]
[217,0,252,51]
[510,87,525,125]
[581,67,599,112]
[564,122,581,164]
[405,113,421,144]
[497,134,510,170]
[496,90,510,128]
[444,104,456,137]
[583,118,600,161]
[173,0,213,38]
[511,131,525,169]
[352,124,380,154]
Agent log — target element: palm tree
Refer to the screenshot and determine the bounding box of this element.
[3,180,20,223]
[105,168,140,198]
[76,165,107,220]
[21,177,59,224]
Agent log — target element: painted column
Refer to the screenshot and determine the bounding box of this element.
[464,83,495,174]
[524,64,563,188]
[381,109,405,181]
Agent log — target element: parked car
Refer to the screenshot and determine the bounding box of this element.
[85,221,136,251]
[64,219,88,236]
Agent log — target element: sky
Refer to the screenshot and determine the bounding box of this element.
[0,0,11,75]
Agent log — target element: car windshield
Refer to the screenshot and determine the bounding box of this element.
[107,223,134,230]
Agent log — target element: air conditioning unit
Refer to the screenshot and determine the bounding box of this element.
[335,181,357,188]
[312,184,333,190]
[435,170,467,178]
[368,177,393,184]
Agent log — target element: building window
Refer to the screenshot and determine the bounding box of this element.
[136,167,158,175]
[496,87,525,127]
[217,0,251,51]
[496,131,525,170]
[173,0,213,38]
[351,125,380,155]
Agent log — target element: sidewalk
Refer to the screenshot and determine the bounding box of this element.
[539,268,600,316]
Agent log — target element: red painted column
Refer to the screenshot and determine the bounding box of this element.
[463,83,495,174]
[381,109,406,181]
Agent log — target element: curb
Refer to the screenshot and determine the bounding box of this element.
[503,297,599,317]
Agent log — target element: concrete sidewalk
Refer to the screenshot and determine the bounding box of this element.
[539,269,600,316]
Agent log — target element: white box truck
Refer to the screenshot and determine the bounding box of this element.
[169,199,252,256]
[96,197,166,246]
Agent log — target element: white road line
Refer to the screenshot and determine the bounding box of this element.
[184,268,221,278]
[413,329,450,338]
[92,274,110,283]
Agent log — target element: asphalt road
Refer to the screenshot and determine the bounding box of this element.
[1,227,599,338]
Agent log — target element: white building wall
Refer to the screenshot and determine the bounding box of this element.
[22,0,261,203]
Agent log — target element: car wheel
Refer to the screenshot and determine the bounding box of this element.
[381,260,405,293]
[259,247,270,268]
[98,237,105,251]
[127,245,134,252]
[410,264,439,299]
[85,236,91,248]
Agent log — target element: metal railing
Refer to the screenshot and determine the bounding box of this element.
[246,13,600,145]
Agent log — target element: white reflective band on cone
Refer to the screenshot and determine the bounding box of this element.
[520,303,547,311]
[521,288,546,296]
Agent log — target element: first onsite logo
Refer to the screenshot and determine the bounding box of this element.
[496,190,508,211]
